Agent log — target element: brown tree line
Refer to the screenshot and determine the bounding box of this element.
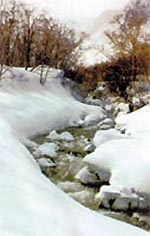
[0,0,82,78]
[103,0,150,97]
[70,0,150,98]
[0,0,149,96]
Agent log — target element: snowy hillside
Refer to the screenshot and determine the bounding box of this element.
[0,68,148,236]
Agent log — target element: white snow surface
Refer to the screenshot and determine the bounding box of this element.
[37,157,56,167]
[85,105,150,193]
[34,142,58,158]
[47,130,74,141]
[93,128,130,147]
[116,105,150,140]
[0,67,148,236]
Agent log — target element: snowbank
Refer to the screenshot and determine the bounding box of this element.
[116,105,150,140]
[0,68,147,236]
[0,67,105,139]
[93,128,130,147]
[84,105,150,193]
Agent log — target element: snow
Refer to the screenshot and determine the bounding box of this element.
[75,166,100,185]
[96,185,150,211]
[0,67,148,236]
[34,143,58,158]
[68,190,95,207]
[47,130,74,141]
[115,102,130,115]
[0,67,104,138]
[93,128,130,147]
[116,105,150,139]
[37,157,56,167]
[57,181,84,193]
[85,138,150,193]
[84,105,150,194]
[84,113,105,126]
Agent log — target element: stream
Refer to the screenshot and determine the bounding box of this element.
[30,125,150,231]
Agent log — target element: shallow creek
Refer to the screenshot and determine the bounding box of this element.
[31,126,150,231]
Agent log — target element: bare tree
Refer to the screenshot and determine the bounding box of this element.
[105,0,150,80]
[0,0,82,84]
[32,15,82,84]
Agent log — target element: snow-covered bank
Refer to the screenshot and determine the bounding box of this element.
[116,105,150,140]
[84,105,150,198]
[0,68,148,236]
[0,67,105,139]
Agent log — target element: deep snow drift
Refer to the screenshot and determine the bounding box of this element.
[0,67,148,236]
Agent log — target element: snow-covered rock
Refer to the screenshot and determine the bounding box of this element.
[84,113,105,126]
[66,154,84,176]
[141,94,150,105]
[33,142,58,158]
[84,138,150,193]
[115,102,130,116]
[98,118,115,130]
[105,103,115,113]
[96,185,150,212]
[37,157,56,168]
[85,95,104,107]
[96,186,121,209]
[75,166,101,186]
[57,181,84,193]
[132,97,143,108]
[112,196,138,211]
[47,130,74,141]
[84,144,95,153]
[68,190,96,207]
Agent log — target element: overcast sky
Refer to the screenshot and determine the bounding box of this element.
[22,0,129,22]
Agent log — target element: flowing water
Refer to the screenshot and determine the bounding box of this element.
[31,125,150,231]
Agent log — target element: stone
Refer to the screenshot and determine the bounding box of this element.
[67,155,84,176]
[85,97,104,106]
[68,190,96,208]
[139,216,150,225]
[98,118,115,129]
[115,102,130,115]
[96,185,150,212]
[75,166,101,186]
[33,142,58,159]
[57,181,84,193]
[112,196,138,211]
[138,198,150,210]
[47,130,74,142]
[83,160,111,183]
[96,185,121,209]
[37,158,56,168]
[105,104,115,113]
[84,144,95,153]
[84,114,103,126]
[96,168,111,183]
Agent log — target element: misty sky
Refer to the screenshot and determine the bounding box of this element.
[23,0,129,22]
